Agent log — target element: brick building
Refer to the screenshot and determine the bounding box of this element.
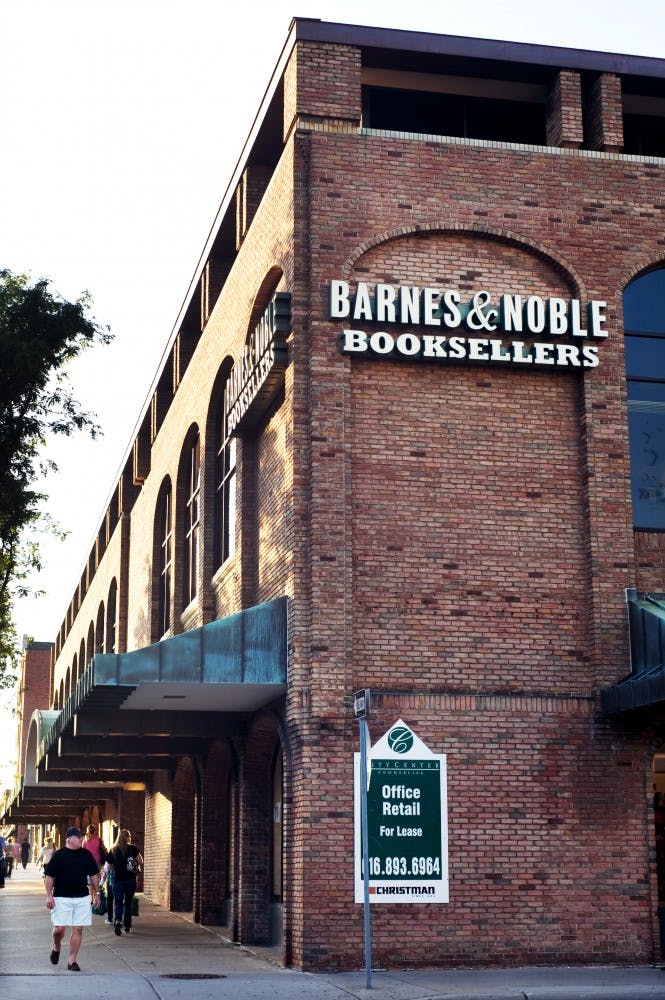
[2,18,665,971]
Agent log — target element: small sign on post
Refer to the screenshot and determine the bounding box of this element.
[354,719,449,904]
[354,689,373,989]
[353,688,370,719]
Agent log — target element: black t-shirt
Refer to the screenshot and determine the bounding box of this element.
[107,844,140,881]
[45,847,99,898]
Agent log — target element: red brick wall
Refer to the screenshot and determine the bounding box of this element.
[171,757,197,912]
[284,41,361,136]
[281,100,665,967]
[17,645,52,777]
[236,714,280,945]
[200,741,234,925]
[546,70,583,148]
[143,771,173,908]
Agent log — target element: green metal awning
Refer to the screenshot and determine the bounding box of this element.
[33,596,287,785]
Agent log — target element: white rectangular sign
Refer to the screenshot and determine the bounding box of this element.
[354,719,449,903]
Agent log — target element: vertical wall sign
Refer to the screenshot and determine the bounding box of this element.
[225,291,291,434]
[354,719,449,903]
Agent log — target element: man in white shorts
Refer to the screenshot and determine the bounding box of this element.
[44,827,101,971]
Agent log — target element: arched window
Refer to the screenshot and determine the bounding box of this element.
[184,434,201,606]
[155,482,173,638]
[624,267,665,530]
[79,638,86,674]
[215,385,236,569]
[87,621,95,666]
[96,602,105,654]
[106,579,117,653]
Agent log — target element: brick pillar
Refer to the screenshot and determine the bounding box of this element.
[170,757,198,912]
[143,771,172,908]
[586,73,624,151]
[117,788,146,892]
[200,258,231,329]
[236,720,279,945]
[283,40,362,139]
[235,165,273,249]
[546,70,583,148]
[132,415,151,485]
[200,741,234,925]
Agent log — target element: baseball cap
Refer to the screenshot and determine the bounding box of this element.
[65,827,83,838]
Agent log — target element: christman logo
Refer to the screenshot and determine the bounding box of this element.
[387,726,414,754]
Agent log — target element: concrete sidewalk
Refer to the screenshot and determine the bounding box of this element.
[1,865,665,999]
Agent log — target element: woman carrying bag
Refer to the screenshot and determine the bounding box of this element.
[106,829,143,935]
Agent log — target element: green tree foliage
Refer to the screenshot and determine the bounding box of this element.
[0,270,111,686]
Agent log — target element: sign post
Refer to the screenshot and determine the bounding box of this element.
[354,719,448,905]
[353,689,372,989]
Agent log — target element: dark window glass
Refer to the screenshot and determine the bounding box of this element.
[158,488,173,636]
[625,337,665,380]
[215,401,236,569]
[184,437,200,606]
[624,268,665,334]
[364,86,547,145]
[624,269,665,530]
[106,581,117,654]
[623,114,665,157]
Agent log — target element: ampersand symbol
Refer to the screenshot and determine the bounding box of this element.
[466,291,498,331]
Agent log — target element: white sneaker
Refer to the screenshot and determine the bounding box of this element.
[105,918,112,924]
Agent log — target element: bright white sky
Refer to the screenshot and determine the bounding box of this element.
[0,0,662,780]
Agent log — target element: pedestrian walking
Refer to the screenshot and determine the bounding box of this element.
[107,828,143,936]
[83,823,107,902]
[44,827,101,972]
[20,836,30,869]
[99,859,114,924]
[37,837,56,875]
[4,838,14,877]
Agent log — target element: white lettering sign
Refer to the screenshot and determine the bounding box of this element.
[330,280,608,372]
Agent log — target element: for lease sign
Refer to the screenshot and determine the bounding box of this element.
[354,719,449,903]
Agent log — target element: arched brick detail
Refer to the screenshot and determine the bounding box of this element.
[87,621,95,667]
[151,478,173,643]
[236,711,283,946]
[202,357,234,620]
[621,256,665,293]
[106,578,118,653]
[95,602,105,654]
[341,223,587,300]
[247,266,285,334]
[171,756,199,913]
[200,739,237,925]
[175,424,201,625]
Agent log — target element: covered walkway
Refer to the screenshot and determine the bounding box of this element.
[0,864,305,998]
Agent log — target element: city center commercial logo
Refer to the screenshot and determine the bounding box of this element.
[387,725,414,754]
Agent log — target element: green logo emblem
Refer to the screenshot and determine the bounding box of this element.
[388,725,414,754]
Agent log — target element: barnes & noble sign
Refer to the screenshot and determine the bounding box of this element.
[225,292,290,433]
[330,279,608,370]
